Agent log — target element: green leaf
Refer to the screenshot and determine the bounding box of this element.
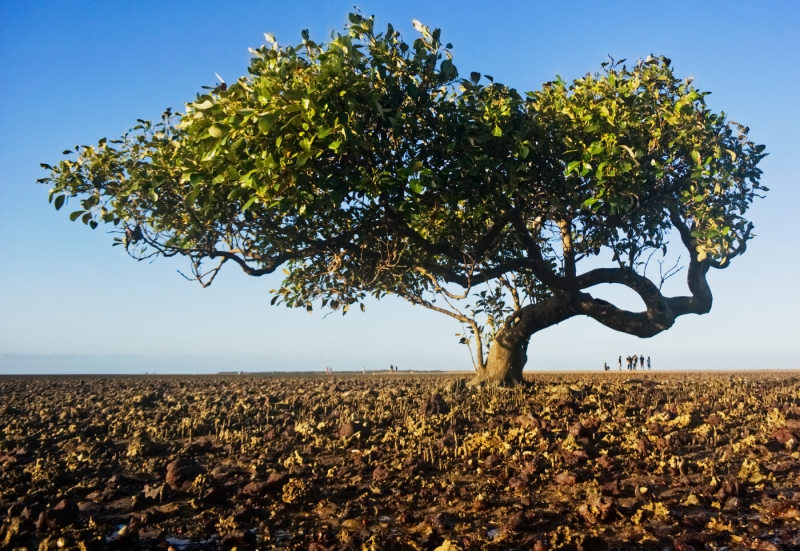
[185,188,201,209]
[193,100,214,110]
[258,116,275,134]
[69,210,84,222]
[296,151,311,166]
[492,126,502,137]
[54,195,65,211]
[227,188,245,200]
[440,59,457,79]
[208,125,224,138]
[328,140,341,151]
[619,144,639,164]
[241,196,257,212]
[565,160,581,176]
[470,72,481,84]
[691,150,701,165]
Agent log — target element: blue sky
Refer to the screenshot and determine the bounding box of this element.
[1,0,798,374]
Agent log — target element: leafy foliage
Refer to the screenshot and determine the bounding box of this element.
[40,14,767,373]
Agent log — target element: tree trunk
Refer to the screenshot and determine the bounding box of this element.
[470,327,529,386]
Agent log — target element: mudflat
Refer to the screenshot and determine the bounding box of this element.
[1,372,799,550]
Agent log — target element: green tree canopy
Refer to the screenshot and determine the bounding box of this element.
[41,14,767,384]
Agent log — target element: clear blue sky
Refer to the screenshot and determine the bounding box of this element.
[1,1,798,374]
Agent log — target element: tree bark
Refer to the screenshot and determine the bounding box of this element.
[469,293,579,387]
[472,327,529,386]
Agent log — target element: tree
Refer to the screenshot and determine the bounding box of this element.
[40,14,767,385]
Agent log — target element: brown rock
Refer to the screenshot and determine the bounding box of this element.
[514,414,540,429]
[36,511,47,531]
[772,427,797,447]
[421,393,450,416]
[581,417,600,433]
[165,462,204,491]
[647,423,662,435]
[503,510,526,532]
[562,449,590,466]
[681,512,708,528]
[600,479,621,496]
[424,512,453,531]
[509,473,532,491]
[595,455,616,472]
[45,499,79,529]
[266,471,290,490]
[242,481,269,496]
[337,422,366,438]
[372,464,391,481]
[569,422,591,438]
[650,521,678,538]
[554,471,577,486]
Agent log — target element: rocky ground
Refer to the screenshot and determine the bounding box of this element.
[1,372,799,551]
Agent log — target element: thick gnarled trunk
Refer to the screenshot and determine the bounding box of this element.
[470,327,529,386]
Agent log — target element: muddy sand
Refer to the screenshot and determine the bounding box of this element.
[1,372,799,550]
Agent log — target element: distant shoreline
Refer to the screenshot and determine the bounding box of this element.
[1,369,798,377]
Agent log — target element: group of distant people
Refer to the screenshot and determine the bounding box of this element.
[603,355,651,371]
